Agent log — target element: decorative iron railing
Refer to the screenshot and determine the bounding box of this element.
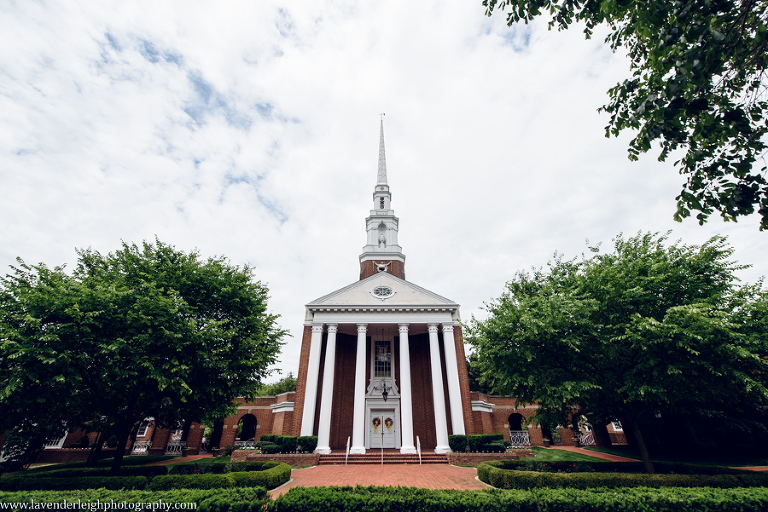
[132,440,152,454]
[165,441,186,455]
[580,432,596,446]
[234,440,254,448]
[509,430,531,447]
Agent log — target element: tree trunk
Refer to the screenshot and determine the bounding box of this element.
[86,431,103,466]
[110,421,134,474]
[626,416,655,474]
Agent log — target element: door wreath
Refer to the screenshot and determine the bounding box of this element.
[384,417,393,432]
[372,417,381,433]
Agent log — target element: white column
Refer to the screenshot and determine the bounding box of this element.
[398,324,416,453]
[315,324,338,454]
[300,324,324,436]
[428,323,451,453]
[350,323,368,454]
[442,323,466,435]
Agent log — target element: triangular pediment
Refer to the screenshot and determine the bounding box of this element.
[307,272,458,309]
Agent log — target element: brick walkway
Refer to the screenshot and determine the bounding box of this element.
[269,464,491,498]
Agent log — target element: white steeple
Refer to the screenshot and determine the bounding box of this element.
[359,118,405,277]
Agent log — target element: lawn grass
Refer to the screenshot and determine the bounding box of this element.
[521,447,605,462]
[25,455,178,472]
[585,446,768,467]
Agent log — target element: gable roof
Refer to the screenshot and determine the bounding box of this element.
[306,271,458,312]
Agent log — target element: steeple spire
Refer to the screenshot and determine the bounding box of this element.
[359,118,405,280]
[377,116,387,184]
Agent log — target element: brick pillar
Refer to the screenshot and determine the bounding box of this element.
[185,422,205,455]
[148,427,172,456]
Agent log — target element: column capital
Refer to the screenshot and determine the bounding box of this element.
[311,324,324,334]
[357,323,368,333]
[398,323,409,334]
[327,324,338,333]
[442,323,455,333]
[427,324,439,334]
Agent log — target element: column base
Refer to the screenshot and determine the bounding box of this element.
[349,446,366,454]
[434,445,451,454]
[400,446,417,454]
[315,446,331,454]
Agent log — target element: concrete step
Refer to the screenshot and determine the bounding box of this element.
[318,452,448,465]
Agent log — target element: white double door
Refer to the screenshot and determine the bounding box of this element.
[369,407,397,449]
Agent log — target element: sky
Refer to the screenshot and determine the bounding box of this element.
[2,1,766,382]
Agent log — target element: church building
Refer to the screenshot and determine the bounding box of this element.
[290,120,474,454]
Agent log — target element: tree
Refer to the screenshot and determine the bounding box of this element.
[484,0,768,229]
[0,239,286,471]
[254,373,298,396]
[466,232,768,472]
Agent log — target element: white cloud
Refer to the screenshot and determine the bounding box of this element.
[1,1,765,382]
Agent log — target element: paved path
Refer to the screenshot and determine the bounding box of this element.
[269,464,491,498]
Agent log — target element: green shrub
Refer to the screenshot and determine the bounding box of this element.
[259,434,277,444]
[149,474,235,490]
[105,435,119,448]
[269,486,768,512]
[477,460,768,489]
[31,466,168,479]
[448,435,467,452]
[0,476,147,491]
[222,445,237,457]
[467,434,504,452]
[70,436,90,449]
[255,441,280,454]
[228,463,290,489]
[275,435,297,453]
[0,488,270,512]
[297,436,318,453]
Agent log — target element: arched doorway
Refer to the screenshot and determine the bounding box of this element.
[237,414,257,442]
[508,413,529,446]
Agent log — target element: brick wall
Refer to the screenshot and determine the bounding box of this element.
[329,333,356,449]
[451,325,474,435]
[359,260,405,280]
[409,332,437,450]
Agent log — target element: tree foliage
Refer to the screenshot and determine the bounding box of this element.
[0,239,286,470]
[254,373,297,397]
[466,232,768,472]
[484,0,768,229]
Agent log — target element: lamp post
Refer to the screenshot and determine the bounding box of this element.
[380,379,389,464]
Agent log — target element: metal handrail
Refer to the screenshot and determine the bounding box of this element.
[345,436,350,465]
[416,436,421,465]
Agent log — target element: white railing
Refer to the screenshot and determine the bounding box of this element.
[44,433,68,450]
[416,436,421,465]
[345,436,350,465]
[132,440,152,454]
[509,430,531,447]
[580,432,596,446]
[165,441,186,455]
[234,440,254,448]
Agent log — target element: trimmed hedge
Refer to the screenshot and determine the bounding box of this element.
[269,486,768,512]
[162,461,290,489]
[28,466,169,478]
[468,434,504,452]
[149,474,235,490]
[0,476,147,491]
[228,464,291,489]
[297,436,318,453]
[0,488,269,512]
[448,434,467,452]
[477,460,768,489]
